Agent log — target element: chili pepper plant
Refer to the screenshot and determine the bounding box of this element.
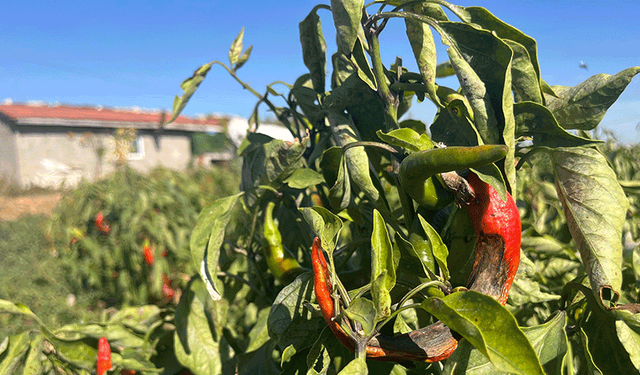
[1,1,640,374]
[166,1,639,373]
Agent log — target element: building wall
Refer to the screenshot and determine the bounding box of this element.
[14,127,102,188]
[12,126,194,188]
[0,119,19,184]
[127,132,192,173]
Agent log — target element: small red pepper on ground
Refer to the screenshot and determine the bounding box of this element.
[120,371,136,375]
[97,336,112,375]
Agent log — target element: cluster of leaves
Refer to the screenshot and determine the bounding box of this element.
[45,165,240,306]
[2,1,640,374]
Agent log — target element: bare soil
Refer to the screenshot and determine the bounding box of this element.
[0,193,63,221]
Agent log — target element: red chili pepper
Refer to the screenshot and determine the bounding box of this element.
[97,337,112,375]
[144,245,154,266]
[95,212,111,234]
[465,173,521,305]
[120,371,136,375]
[162,274,175,302]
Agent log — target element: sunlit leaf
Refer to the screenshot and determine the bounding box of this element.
[190,193,243,300]
[545,66,640,130]
[422,291,545,375]
[549,147,628,304]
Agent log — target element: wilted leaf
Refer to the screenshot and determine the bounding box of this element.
[328,113,380,202]
[514,101,603,147]
[545,66,640,130]
[299,6,328,93]
[405,2,440,106]
[330,0,364,54]
[549,147,628,304]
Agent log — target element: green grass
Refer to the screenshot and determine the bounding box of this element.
[0,215,102,338]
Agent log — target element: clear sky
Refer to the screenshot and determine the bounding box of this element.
[2,0,639,143]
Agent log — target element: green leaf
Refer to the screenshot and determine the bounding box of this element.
[0,332,30,375]
[444,312,567,375]
[376,128,434,152]
[338,357,368,375]
[352,37,376,90]
[514,101,603,147]
[615,318,640,372]
[506,40,543,104]
[343,298,377,336]
[330,0,364,54]
[168,62,213,124]
[174,278,222,375]
[284,168,325,189]
[405,2,440,106]
[545,66,640,130]
[22,334,44,375]
[422,291,545,375]
[229,27,245,67]
[417,215,449,280]
[331,153,352,210]
[235,45,253,71]
[435,60,455,77]
[190,193,243,300]
[456,6,542,100]
[320,146,343,190]
[299,6,327,93]
[577,327,603,375]
[268,272,325,351]
[549,147,628,304]
[328,113,379,202]
[371,210,398,321]
[299,206,343,254]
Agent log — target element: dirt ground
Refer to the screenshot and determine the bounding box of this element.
[0,193,63,221]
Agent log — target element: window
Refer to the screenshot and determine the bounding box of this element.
[127,136,145,160]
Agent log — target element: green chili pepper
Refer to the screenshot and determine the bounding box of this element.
[398,145,508,210]
[263,201,305,283]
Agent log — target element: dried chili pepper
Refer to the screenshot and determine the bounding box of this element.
[97,336,112,375]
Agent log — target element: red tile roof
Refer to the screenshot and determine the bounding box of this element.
[0,103,220,127]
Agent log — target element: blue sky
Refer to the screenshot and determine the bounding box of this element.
[2,0,639,143]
